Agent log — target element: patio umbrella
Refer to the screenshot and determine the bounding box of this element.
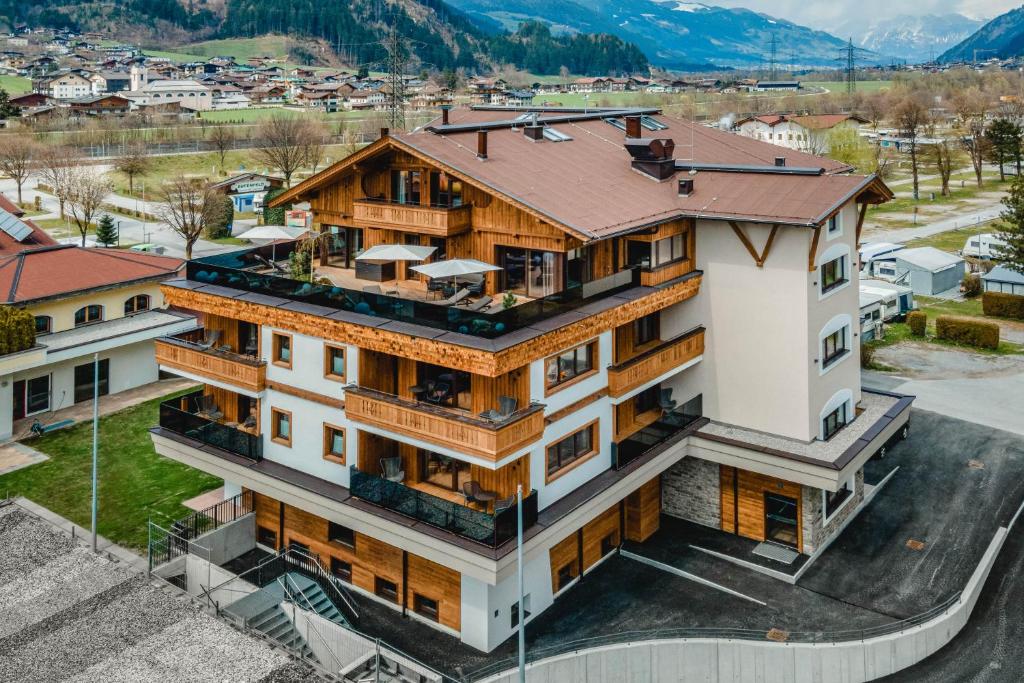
[410,258,502,290]
[237,225,310,262]
[355,244,437,262]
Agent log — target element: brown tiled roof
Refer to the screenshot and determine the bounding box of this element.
[0,245,183,304]
[275,108,890,239]
[787,114,869,130]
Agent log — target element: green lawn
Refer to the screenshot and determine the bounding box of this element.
[0,74,31,94]
[0,389,219,551]
[172,36,292,62]
[905,225,991,253]
[142,48,208,63]
[869,179,1012,215]
[802,80,893,93]
[866,303,1024,357]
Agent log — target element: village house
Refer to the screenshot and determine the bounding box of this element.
[736,113,869,153]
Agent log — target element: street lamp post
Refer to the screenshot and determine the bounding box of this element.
[517,483,525,683]
[90,352,99,553]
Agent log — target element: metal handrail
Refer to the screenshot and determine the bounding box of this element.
[460,590,964,681]
[286,547,361,623]
[279,574,346,674]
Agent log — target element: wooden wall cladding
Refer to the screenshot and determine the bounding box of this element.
[581,506,620,572]
[624,476,661,542]
[163,272,701,377]
[607,328,704,398]
[719,466,803,553]
[548,533,579,593]
[613,398,662,443]
[155,340,266,393]
[254,491,462,631]
[470,455,530,500]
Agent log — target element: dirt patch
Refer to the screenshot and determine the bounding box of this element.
[873,342,1024,379]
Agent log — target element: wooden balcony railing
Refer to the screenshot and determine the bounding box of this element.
[352,198,472,236]
[344,385,544,462]
[607,326,705,398]
[155,333,266,393]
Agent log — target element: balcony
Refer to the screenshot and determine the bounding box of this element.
[607,326,705,398]
[352,198,472,236]
[155,329,266,394]
[344,385,545,462]
[612,406,703,470]
[158,390,262,462]
[349,467,538,548]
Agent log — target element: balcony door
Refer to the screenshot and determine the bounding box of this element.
[419,450,470,492]
[74,359,109,404]
[764,493,799,548]
[328,226,363,269]
[497,247,565,298]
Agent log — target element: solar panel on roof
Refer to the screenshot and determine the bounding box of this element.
[543,127,572,142]
[0,209,32,242]
[604,118,626,131]
[513,113,532,122]
[640,115,668,131]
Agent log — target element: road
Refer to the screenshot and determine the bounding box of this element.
[865,199,1003,244]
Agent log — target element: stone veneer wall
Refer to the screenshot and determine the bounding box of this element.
[662,457,721,529]
[801,467,865,554]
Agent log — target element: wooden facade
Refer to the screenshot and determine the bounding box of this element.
[155,339,266,393]
[252,491,462,631]
[352,199,472,236]
[624,476,661,542]
[607,328,705,398]
[719,466,803,552]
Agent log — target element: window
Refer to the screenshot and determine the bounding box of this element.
[20,374,51,415]
[633,313,660,346]
[257,525,277,548]
[73,359,108,403]
[34,315,51,335]
[375,576,399,602]
[820,256,847,294]
[330,557,353,582]
[822,327,848,367]
[390,169,421,205]
[271,408,292,446]
[289,539,310,555]
[824,479,854,521]
[545,341,595,390]
[546,422,597,480]
[627,233,687,270]
[413,594,439,622]
[324,344,345,381]
[272,332,292,368]
[822,403,847,440]
[430,171,463,207]
[510,595,531,628]
[74,305,103,326]
[556,563,577,591]
[828,213,842,235]
[635,384,660,414]
[323,424,345,463]
[123,294,150,315]
[328,521,355,547]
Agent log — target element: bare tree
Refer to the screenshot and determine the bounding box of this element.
[36,145,81,219]
[894,97,930,201]
[66,169,112,247]
[965,119,991,189]
[252,115,321,186]
[113,143,151,195]
[0,136,37,205]
[304,119,330,174]
[930,141,956,197]
[209,125,235,173]
[155,178,227,259]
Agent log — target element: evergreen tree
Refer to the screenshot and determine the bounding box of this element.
[997,174,1024,273]
[986,118,1023,181]
[0,89,18,120]
[95,213,118,246]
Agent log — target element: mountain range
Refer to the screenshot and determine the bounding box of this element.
[845,13,984,63]
[940,5,1024,62]
[446,0,860,69]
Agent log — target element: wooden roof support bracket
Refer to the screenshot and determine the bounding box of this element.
[729,221,779,268]
[808,224,822,272]
[855,202,868,247]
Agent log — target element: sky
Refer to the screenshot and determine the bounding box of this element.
[708,0,1022,32]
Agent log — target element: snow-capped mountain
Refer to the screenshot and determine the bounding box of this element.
[941,5,1024,63]
[446,0,857,69]
[850,14,984,63]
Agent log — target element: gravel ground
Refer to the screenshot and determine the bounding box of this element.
[0,505,298,683]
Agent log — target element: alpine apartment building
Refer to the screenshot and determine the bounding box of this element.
[150,106,910,652]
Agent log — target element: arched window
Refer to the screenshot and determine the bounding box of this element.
[124,294,150,315]
[34,315,52,335]
[818,313,852,374]
[74,305,103,326]
[819,388,853,441]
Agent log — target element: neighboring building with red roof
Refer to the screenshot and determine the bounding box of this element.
[0,242,195,440]
[735,113,870,154]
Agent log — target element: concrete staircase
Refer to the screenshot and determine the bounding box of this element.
[224,571,348,662]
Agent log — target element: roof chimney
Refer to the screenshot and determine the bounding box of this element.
[774,156,786,167]
[623,137,677,181]
[524,123,543,141]
[441,105,451,125]
[625,115,641,138]
[477,130,488,159]
[380,127,389,139]
[678,178,694,197]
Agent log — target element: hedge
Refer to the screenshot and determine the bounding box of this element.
[907,310,927,336]
[982,291,1024,320]
[0,307,35,355]
[935,315,1000,350]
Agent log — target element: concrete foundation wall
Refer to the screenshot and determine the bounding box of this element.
[663,457,720,529]
[184,553,256,607]
[480,524,1009,683]
[191,513,256,566]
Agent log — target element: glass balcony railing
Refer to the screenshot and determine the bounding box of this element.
[158,390,262,462]
[186,242,649,339]
[612,406,701,470]
[349,467,538,548]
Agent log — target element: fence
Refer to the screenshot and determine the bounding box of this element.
[148,490,254,572]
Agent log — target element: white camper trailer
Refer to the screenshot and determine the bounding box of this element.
[961,233,1008,260]
[859,242,905,277]
[861,279,916,321]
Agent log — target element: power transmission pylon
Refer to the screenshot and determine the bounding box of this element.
[844,38,857,94]
[384,26,407,131]
[767,34,779,81]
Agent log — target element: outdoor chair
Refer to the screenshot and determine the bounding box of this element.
[463,481,497,507]
[439,288,470,306]
[196,395,223,421]
[426,280,446,300]
[480,395,518,422]
[659,388,677,414]
[466,295,493,312]
[362,285,383,295]
[380,456,405,483]
[493,495,517,512]
[196,329,221,350]
[425,381,451,405]
[466,279,485,296]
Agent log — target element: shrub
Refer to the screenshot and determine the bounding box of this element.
[983,291,1024,320]
[263,187,288,225]
[907,310,927,336]
[0,306,35,355]
[204,194,235,239]
[934,315,1000,350]
[860,344,875,369]
[961,273,982,298]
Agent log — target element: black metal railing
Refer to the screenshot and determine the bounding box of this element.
[612,408,701,470]
[158,390,262,462]
[187,244,652,339]
[349,467,538,548]
[354,196,471,211]
[148,490,254,570]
